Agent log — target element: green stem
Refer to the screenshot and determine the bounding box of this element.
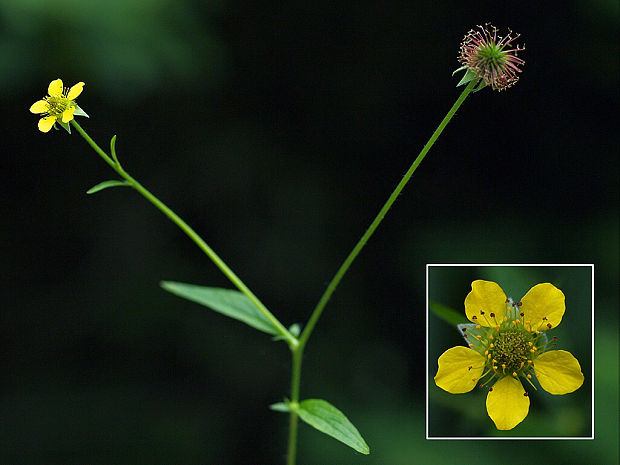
[299,78,477,348]
[286,349,303,465]
[70,120,296,347]
[285,78,477,464]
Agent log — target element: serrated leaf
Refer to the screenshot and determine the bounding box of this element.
[160,281,278,335]
[86,180,129,194]
[430,301,468,327]
[293,399,369,455]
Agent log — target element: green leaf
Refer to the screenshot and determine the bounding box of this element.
[110,135,119,165]
[73,104,89,118]
[86,180,129,194]
[58,121,71,134]
[288,323,301,337]
[160,281,278,335]
[454,68,479,87]
[293,399,370,455]
[272,323,301,341]
[269,402,290,412]
[430,301,468,327]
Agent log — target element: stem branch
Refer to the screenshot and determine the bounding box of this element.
[70,120,296,347]
[285,79,477,464]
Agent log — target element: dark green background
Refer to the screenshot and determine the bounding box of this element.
[2,0,618,463]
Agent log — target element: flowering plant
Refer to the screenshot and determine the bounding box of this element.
[31,23,525,462]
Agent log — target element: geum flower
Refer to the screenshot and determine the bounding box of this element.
[30,79,87,133]
[434,280,584,430]
[454,23,525,91]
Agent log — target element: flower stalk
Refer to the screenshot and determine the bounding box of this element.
[70,119,298,348]
[285,78,478,464]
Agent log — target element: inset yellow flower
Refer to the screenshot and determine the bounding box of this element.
[434,280,584,430]
[30,79,87,133]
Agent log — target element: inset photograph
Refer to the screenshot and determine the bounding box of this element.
[426,264,593,439]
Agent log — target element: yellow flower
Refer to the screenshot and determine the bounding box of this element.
[434,280,584,430]
[29,79,85,133]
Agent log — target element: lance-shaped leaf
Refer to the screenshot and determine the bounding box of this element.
[86,180,129,194]
[430,301,468,327]
[293,399,369,455]
[160,281,278,335]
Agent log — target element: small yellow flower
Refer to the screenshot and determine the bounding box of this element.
[435,280,584,431]
[29,79,85,133]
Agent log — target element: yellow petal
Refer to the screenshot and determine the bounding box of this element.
[464,280,506,326]
[486,376,529,430]
[434,346,486,394]
[38,115,57,133]
[30,100,49,114]
[534,350,584,395]
[520,283,565,330]
[61,106,75,123]
[48,79,63,97]
[67,81,84,100]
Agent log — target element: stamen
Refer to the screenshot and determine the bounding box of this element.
[519,368,537,388]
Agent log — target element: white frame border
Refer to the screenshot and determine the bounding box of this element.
[425,263,595,440]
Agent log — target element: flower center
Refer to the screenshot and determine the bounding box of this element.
[491,330,530,374]
[463,298,558,390]
[45,95,70,116]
